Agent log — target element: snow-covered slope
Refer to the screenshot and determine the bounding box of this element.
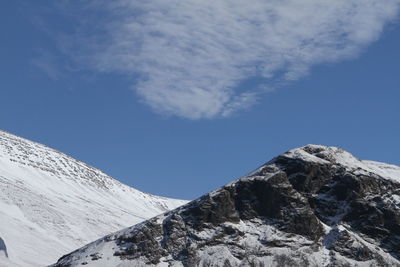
[0,130,187,267]
[53,145,400,267]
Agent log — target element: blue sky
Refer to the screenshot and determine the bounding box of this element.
[1,1,399,199]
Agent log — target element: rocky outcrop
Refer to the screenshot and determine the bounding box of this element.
[52,145,400,267]
[0,237,8,258]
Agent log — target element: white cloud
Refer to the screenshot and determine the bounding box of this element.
[61,0,400,119]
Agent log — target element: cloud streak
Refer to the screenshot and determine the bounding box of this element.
[60,0,400,119]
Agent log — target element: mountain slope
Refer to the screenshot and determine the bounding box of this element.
[0,130,187,267]
[53,145,400,267]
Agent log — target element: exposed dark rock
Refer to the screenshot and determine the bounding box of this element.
[328,229,375,261]
[113,219,165,264]
[89,253,101,261]
[52,145,400,267]
[0,237,8,258]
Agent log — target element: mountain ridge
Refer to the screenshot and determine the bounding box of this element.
[0,130,187,266]
[53,145,400,267]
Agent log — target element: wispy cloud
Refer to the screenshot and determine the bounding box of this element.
[31,50,64,80]
[57,0,400,119]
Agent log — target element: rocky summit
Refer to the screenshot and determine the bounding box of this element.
[53,145,400,267]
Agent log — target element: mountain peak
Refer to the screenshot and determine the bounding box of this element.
[53,146,400,267]
[286,144,358,164]
[0,129,119,190]
[264,144,400,185]
[0,130,187,266]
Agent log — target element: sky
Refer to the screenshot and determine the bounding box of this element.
[1,1,400,200]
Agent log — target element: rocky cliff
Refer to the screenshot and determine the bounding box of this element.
[53,145,400,267]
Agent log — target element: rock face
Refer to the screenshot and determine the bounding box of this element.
[0,130,187,267]
[53,145,400,267]
[0,237,8,258]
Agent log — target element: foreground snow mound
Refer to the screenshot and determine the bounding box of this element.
[0,130,187,267]
[53,145,400,267]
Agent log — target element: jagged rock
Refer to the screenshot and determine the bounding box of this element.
[52,145,400,267]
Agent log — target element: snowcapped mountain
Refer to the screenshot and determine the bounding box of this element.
[0,130,187,267]
[53,145,400,267]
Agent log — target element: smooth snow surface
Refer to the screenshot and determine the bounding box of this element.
[0,130,187,267]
